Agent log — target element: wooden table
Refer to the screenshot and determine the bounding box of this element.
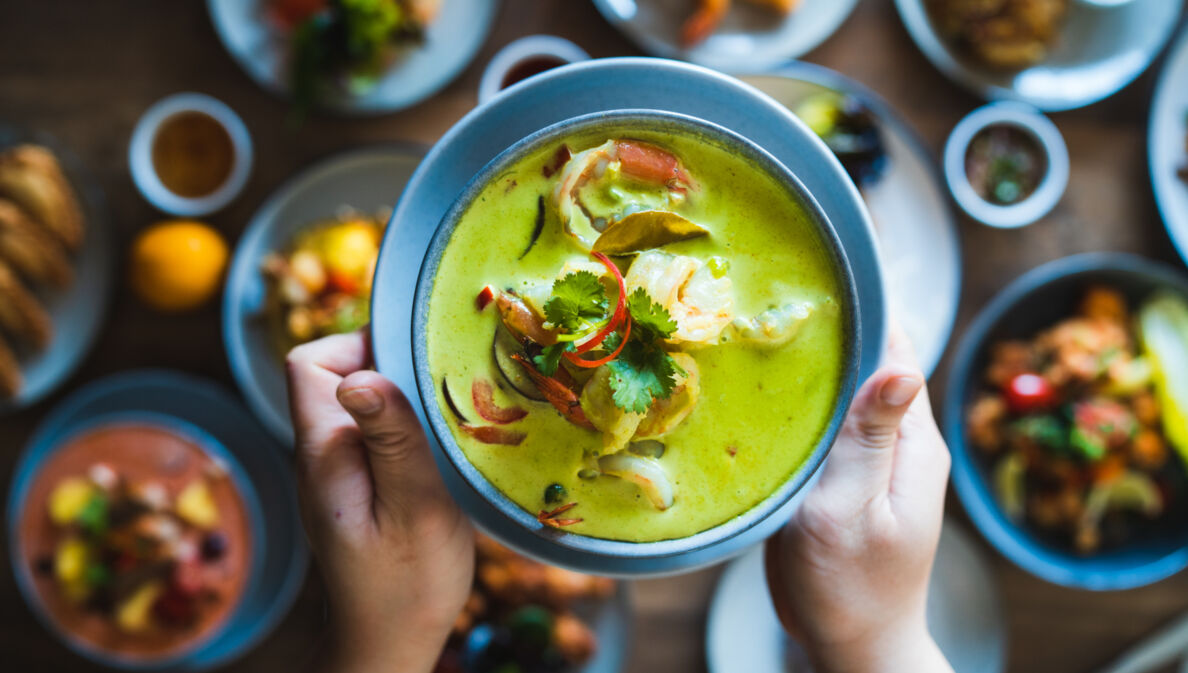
[3,1,1187,671]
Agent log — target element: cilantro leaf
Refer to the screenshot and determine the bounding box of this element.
[607,341,683,414]
[627,288,677,342]
[534,342,574,377]
[544,271,608,332]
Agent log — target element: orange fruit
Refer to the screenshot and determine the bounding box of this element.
[129,220,229,312]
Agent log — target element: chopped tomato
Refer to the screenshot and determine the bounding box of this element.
[1004,373,1056,413]
[471,378,527,424]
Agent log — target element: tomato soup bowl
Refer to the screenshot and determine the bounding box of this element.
[409,110,862,576]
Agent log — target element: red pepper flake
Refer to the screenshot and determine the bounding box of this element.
[542,145,572,178]
[461,424,526,446]
[476,285,496,311]
[726,445,738,457]
[471,378,528,424]
[537,502,583,528]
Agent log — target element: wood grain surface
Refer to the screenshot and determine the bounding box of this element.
[2,1,1187,671]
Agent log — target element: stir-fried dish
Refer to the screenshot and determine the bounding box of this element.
[435,536,614,673]
[794,92,888,189]
[425,127,849,542]
[269,0,441,111]
[926,0,1069,70]
[19,424,252,658]
[261,210,384,355]
[967,287,1188,553]
[680,0,802,48]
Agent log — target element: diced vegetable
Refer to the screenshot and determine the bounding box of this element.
[116,581,164,633]
[1003,373,1056,414]
[591,210,709,255]
[543,483,567,505]
[177,480,219,529]
[1139,292,1188,466]
[48,478,96,525]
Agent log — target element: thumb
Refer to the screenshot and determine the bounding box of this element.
[818,366,924,503]
[336,370,446,520]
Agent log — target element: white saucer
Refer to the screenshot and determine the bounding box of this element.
[741,63,962,377]
[706,521,1007,673]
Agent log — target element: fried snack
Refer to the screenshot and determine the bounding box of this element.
[927,0,1070,70]
[0,258,52,350]
[0,198,73,288]
[0,334,21,398]
[0,145,84,250]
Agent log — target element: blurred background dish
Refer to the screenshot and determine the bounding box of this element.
[370,56,886,576]
[893,0,1183,111]
[1149,26,1188,267]
[128,93,253,218]
[591,0,860,73]
[435,536,631,673]
[705,521,1007,673]
[7,370,306,671]
[0,125,112,414]
[945,253,1188,590]
[944,102,1069,229]
[207,0,500,114]
[741,63,961,376]
[478,34,590,105]
[223,145,422,445]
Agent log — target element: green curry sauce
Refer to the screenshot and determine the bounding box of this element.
[426,128,846,542]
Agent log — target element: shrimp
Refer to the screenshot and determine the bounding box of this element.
[554,140,695,249]
[598,453,675,510]
[580,365,644,451]
[636,353,700,438]
[625,250,734,345]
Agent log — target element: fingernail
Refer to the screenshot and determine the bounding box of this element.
[339,387,383,416]
[880,376,922,407]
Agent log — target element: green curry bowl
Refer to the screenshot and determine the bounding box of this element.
[412,110,861,574]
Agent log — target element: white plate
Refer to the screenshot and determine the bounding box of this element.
[1151,27,1188,265]
[206,0,499,114]
[706,521,1007,673]
[222,145,423,444]
[742,64,961,376]
[0,126,113,414]
[894,0,1183,111]
[592,0,860,73]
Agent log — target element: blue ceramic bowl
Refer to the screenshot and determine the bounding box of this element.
[7,370,307,670]
[411,109,861,575]
[944,253,1188,590]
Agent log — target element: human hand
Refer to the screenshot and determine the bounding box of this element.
[765,323,954,673]
[287,330,475,673]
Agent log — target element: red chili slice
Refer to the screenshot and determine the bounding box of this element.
[471,378,528,424]
[460,424,526,446]
[476,285,496,311]
[565,319,631,369]
[574,252,627,355]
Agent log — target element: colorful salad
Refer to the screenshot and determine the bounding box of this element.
[435,536,614,673]
[967,287,1188,553]
[261,209,385,354]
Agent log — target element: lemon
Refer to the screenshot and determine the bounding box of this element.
[129,221,229,312]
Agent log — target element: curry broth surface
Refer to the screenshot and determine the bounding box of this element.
[427,129,845,542]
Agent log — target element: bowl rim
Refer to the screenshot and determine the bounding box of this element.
[128,92,253,218]
[7,410,266,670]
[411,108,861,560]
[943,102,1069,229]
[943,251,1188,590]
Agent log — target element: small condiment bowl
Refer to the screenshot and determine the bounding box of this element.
[129,93,253,218]
[477,35,590,105]
[944,102,1069,229]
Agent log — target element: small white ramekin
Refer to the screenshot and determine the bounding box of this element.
[944,102,1069,229]
[129,92,253,218]
[478,35,590,105]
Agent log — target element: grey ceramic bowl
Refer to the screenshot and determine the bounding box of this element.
[411,109,861,575]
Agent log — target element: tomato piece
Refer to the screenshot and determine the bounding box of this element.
[460,424,527,446]
[476,285,496,311]
[574,252,627,355]
[616,141,682,185]
[1004,373,1057,413]
[471,378,528,424]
